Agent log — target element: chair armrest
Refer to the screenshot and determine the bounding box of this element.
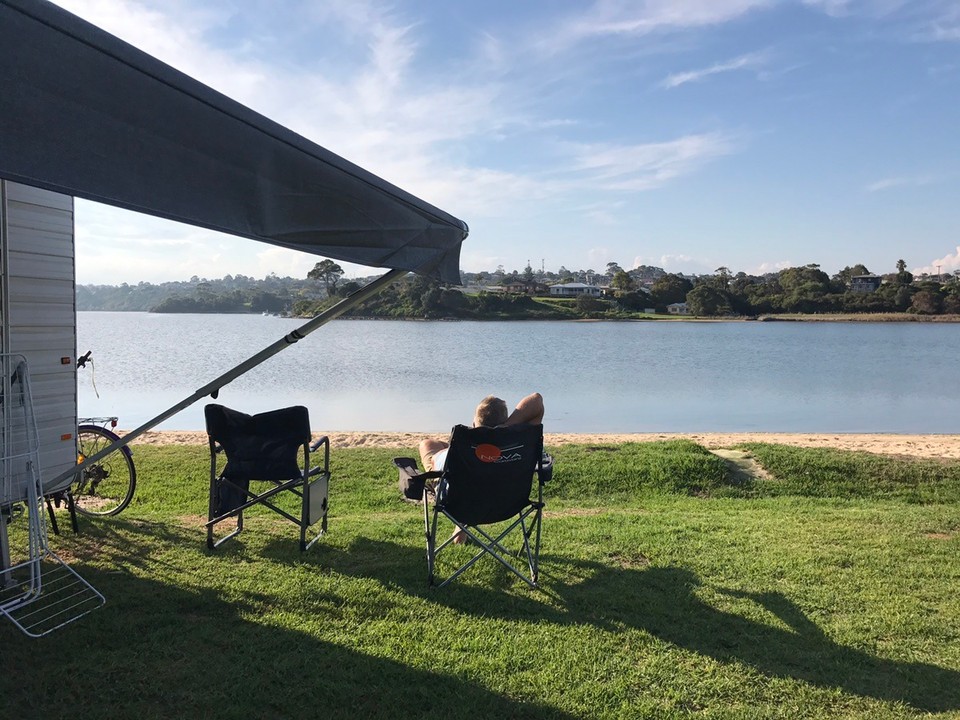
[392,458,443,483]
[309,435,330,474]
[537,454,554,483]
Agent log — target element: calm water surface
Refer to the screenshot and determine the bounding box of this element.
[78,312,959,433]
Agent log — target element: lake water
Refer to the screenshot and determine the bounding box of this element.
[77,312,959,434]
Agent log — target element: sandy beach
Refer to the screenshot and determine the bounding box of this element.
[125,429,960,460]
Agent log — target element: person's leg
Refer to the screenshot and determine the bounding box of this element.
[419,438,449,472]
[419,438,465,543]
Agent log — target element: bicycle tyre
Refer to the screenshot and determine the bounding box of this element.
[73,425,137,517]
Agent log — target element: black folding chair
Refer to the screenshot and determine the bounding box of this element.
[406,423,551,588]
[204,404,330,552]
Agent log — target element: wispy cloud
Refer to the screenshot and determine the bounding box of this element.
[801,0,856,18]
[54,1,739,216]
[52,0,747,282]
[864,174,937,192]
[921,3,960,41]
[549,0,776,48]
[564,133,736,191]
[661,50,769,88]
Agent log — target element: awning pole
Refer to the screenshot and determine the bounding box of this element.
[49,267,407,488]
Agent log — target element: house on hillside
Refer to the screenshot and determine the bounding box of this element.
[850,275,882,292]
[503,280,548,295]
[549,282,601,297]
[667,302,690,315]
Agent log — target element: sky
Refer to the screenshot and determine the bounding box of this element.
[52,0,960,285]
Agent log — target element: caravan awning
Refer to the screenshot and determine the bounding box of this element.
[0,0,467,283]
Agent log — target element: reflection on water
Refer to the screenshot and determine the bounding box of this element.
[78,312,960,433]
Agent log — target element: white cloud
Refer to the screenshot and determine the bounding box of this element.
[661,50,769,88]
[751,260,794,274]
[864,174,936,192]
[656,254,717,274]
[922,4,960,41]
[565,133,736,191]
[550,0,776,48]
[50,0,747,284]
[914,246,960,275]
[582,203,625,226]
[801,0,855,17]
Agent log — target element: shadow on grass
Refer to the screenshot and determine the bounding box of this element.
[0,559,572,719]
[321,537,960,713]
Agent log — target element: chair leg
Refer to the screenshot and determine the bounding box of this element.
[424,489,436,585]
[45,497,60,536]
[67,491,79,534]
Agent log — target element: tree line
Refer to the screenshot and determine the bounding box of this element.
[78,258,960,318]
[636,261,960,316]
[295,258,960,318]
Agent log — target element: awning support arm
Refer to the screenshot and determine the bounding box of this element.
[49,267,407,488]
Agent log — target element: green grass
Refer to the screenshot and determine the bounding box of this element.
[3,442,960,719]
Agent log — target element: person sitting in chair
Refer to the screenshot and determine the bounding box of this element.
[419,392,544,543]
[419,392,544,473]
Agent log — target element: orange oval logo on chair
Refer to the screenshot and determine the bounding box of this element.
[475,444,502,463]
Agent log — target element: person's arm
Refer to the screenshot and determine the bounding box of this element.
[504,392,544,426]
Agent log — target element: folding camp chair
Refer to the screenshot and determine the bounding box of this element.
[402,423,552,588]
[204,404,330,552]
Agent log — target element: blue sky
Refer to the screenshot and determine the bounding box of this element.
[54,0,960,284]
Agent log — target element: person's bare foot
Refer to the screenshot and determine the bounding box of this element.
[451,529,468,544]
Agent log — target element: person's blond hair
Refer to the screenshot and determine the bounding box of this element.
[474,396,508,427]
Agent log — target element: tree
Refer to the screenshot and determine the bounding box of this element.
[686,285,732,316]
[712,267,732,290]
[943,293,960,314]
[611,270,635,293]
[650,273,693,307]
[910,290,943,315]
[575,294,607,314]
[606,261,624,277]
[307,260,344,295]
[523,263,535,283]
[895,259,913,286]
[338,280,361,297]
[779,264,830,293]
[615,290,650,311]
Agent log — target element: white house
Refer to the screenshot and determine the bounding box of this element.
[550,282,601,297]
[667,302,690,315]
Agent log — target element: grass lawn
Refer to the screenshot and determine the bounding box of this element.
[2,440,959,719]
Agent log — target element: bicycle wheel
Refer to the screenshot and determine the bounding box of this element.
[73,425,137,517]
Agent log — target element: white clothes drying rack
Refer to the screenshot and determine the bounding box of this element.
[0,354,104,637]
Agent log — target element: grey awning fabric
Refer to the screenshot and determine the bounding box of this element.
[0,0,467,283]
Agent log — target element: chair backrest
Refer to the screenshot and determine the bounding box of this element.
[439,423,543,526]
[204,404,310,481]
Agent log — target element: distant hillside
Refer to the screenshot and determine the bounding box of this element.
[77,274,326,313]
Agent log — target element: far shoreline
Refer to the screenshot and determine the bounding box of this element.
[81,309,960,322]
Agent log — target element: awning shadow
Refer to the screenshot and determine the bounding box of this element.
[0,562,573,719]
[318,536,960,713]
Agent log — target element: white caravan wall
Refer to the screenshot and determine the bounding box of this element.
[1,180,77,491]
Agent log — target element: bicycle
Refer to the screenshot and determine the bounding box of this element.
[70,351,137,517]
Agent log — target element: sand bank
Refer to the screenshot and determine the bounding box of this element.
[124,430,960,460]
